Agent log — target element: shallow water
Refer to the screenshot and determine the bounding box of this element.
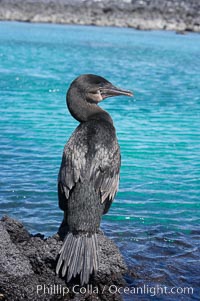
[0,22,200,300]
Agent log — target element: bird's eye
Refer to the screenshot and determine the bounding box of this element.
[90,90,99,94]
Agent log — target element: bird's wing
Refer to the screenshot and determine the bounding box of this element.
[58,125,87,208]
[58,122,120,212]
[90,138,121,205]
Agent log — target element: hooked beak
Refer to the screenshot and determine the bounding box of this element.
[100,84,133,99]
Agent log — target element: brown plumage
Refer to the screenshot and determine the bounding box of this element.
[56,74,132,285]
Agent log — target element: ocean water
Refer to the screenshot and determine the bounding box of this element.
[0,22,200,300]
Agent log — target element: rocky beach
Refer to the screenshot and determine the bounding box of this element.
[0,215,127,301]
[0,0,200,32]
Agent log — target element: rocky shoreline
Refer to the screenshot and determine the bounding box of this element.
[0,0,200,33]
[0,215,128,301]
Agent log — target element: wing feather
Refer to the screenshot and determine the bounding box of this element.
[58,121,120,213]
[92,139,121,205]
[58,125,88,208]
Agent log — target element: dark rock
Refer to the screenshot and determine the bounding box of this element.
[0,216,127,301]
[176,30,187,34]
[0,0,199,32]
[1,215,30,243]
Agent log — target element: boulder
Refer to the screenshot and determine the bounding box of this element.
[0,216,127,301]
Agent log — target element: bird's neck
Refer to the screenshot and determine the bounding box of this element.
[67,95,113,124]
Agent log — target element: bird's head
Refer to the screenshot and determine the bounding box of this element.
[68,74,133,104]
[67,74,133,122]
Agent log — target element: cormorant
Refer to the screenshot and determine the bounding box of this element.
[56,74,132,285]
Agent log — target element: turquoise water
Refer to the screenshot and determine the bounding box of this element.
[0,22,200,299]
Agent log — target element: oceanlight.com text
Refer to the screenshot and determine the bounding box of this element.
[108,284,193,296]
[33,284,194,297]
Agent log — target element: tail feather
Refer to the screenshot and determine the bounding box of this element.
[94,234,99,270]
[56,233,72,274]
[63,236,76,277]
[90,239,95,274]
[67,236,80,282]
[84,236,92,284]
[81,236,88,285]
[62,233,74,276]
[56,232,99,285]
[77,237,84,274]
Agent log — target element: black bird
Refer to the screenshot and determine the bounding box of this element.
[56,74,132,285]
